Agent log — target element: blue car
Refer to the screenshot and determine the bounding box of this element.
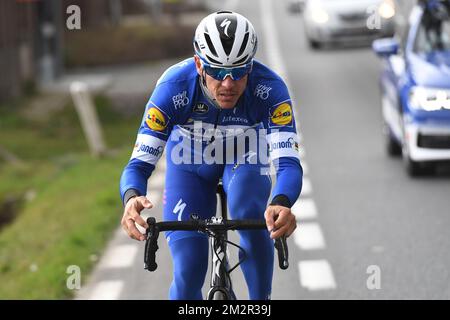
[373,0,450,176]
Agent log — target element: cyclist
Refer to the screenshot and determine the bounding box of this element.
[119,11,303,300]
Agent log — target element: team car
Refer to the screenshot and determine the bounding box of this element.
[290,0,396,49]
[373,0,450,175]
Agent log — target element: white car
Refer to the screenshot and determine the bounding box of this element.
[296,0,396,48]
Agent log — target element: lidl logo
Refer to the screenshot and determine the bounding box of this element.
[146,107,167,131]
[271,103,292,126]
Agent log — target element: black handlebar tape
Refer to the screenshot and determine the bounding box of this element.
[274,236,289,270]
[223,220,267,230]
[144,217,159,271]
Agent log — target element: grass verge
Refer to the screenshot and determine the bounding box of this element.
[0,95,140,299]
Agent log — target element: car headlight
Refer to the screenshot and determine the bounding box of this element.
[378,0,395,19]
[310,7,329,24]
[409,86,450,111]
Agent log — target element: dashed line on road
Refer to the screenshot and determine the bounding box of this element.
[98,244,139,269]
[299,176,312,196]
[298,260,337,291]
[292,198,318,220]
[302,161,309,175]
[148,170,165,189]
[88,280,124,300]
[294,222,326,250]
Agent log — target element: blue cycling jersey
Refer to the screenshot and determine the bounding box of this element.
[120,57,302,207]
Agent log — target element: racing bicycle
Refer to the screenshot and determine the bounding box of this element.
[143,182,289,300]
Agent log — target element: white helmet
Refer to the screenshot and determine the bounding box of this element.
[193,11,258,67]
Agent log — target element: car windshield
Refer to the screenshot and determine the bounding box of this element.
[414,16,450,52]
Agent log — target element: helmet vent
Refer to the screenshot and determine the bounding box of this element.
[204,33,218,57]
[221,36,234,56]
[205,54,222,65]
[237,32,249,57]
[234,55,248,66]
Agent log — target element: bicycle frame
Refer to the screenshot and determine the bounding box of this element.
[207,183,235,300]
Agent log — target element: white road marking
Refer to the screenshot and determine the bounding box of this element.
[294,222,325,250]
[301,177,312,196]
[88,280,124,300]
[146,188,162,206]
[292,198,318,220]
[302,161,308,175]
[298,260,337,291]
[98,244,139,269]
[298,148,306,159]
[148,170,165,189]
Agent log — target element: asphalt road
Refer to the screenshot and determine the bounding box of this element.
[77,0,450,300]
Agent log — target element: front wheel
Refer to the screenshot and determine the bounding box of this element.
[207,287,229,300]
[212,291,227,300]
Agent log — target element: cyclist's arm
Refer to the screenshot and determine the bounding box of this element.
[270,156,303,208]
[119,85,176,206]
[261,82,303,208]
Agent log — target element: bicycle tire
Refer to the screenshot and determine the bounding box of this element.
[212,291,227,300]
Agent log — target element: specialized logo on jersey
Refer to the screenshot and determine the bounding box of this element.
[145,107,167,132]
[270,103,292,126]
[172,91,190,109]
[193,103,209,114]
[254,84,272,100]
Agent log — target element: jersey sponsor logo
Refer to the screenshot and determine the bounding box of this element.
[221,115,249,124]
[172,90,190,109]
[131,134,166,165]
[254,84,272,100]
[193,103,209,114]
[173,198,187,221]
[270,103,292,126]
[269,137,299,153]
[134,142,164,157]
[145,107,167,132]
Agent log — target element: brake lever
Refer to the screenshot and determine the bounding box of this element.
[274,236,289,270]
[144,217,159,271]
